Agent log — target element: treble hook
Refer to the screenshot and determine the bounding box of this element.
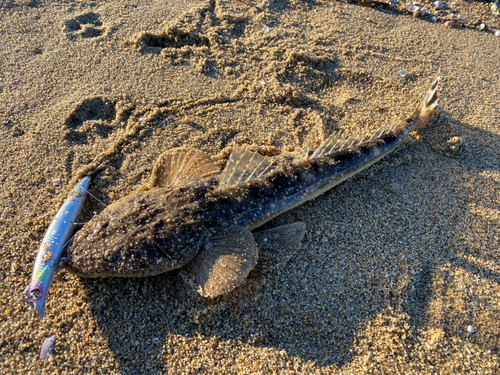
[22,285,37,312]
[90,159,113,176]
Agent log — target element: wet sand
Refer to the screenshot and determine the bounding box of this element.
[1,0,499,373]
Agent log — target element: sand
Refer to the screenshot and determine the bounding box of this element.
[1,0,499,373]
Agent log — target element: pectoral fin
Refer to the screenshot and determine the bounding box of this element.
[252,222,306,272]
[184,227,258,298]
[149,148,220,188]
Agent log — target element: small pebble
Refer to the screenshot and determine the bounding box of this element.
[263,25,270,32]
[399,70,407,77]
[40,336,56,360]
[431,16,437,22]
[10,262,19,274]
[52,178,61,186]
[433,0,444,9]
[467,325,475,334]
[478,23,485,30]
[495,30,500,36]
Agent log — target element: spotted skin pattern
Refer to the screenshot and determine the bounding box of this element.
[65,75,440,297]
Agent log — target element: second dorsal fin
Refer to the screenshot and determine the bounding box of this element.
[297,74,441,164]
[309,121,400,160]
[218,146,279,192]
[150,148,220,188]
[297,123,399,163]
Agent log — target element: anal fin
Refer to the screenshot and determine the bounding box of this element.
[149,148,220,188]
[252,222,306,272]
[184,227,258,298]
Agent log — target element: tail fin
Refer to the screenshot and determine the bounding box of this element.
[413,73,440,129]
[297,72,441,164]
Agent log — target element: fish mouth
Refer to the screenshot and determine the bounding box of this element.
[62,260,115,278]
[61,262,86,276]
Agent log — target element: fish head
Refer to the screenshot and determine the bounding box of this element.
[65,187,207,277]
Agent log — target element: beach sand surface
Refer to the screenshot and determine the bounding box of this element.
[1,0,499,373]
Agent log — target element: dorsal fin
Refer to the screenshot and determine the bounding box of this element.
[296,124,366,163]
[301,121,401,161]
[310,122,400,160]
[149,148,220,188]
[218,146,279,192]
[296,124,319,164]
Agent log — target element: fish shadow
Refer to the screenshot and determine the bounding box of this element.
[78,110,499,373]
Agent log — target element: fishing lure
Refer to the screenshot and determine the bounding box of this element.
[24,161,108,318]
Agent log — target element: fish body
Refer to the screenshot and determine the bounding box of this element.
[66,75,440,297]
[25,176,90,318]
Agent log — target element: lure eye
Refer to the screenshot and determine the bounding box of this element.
[29,289,41,301]
[23,288,41,311]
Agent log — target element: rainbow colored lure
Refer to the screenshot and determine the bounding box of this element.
[24,176,91,318]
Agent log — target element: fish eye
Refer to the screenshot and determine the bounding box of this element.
[104,252,120,263]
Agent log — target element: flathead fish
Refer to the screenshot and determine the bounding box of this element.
[65,75,440,298]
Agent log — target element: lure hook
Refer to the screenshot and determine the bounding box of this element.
[90,159,113,175]
[22,285,38,312]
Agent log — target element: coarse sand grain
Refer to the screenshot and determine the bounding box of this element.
[1,0,499,373]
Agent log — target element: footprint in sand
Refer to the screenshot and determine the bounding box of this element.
[64,97,117,144]
[2,119,24,138]
[64,12,106,40]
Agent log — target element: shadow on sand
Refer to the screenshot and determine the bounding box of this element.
[75,109,499,373]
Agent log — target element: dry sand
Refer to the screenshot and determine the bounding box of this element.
[1,0,499,373]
